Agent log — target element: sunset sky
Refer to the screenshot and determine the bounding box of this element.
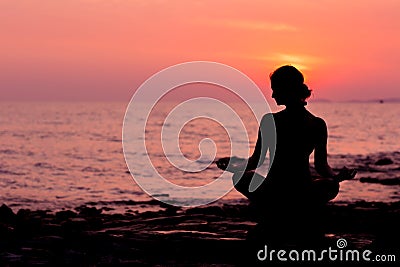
[1,0,399,101]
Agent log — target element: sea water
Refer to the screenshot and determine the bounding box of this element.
[0,101,399,212]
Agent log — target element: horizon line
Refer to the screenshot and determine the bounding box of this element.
[1,98,400,103]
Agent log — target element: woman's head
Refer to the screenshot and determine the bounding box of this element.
[269,65,312,106]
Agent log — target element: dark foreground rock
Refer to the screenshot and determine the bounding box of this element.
[0,201,399,266]
[375,158,394,166]
[359,177,400,185]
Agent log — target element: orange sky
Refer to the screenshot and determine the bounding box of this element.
[1,0,399,101]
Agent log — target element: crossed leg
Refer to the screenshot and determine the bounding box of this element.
[233,171,340,204]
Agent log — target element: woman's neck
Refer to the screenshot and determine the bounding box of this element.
[284,104,306,111]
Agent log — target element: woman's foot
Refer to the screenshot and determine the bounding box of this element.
[216,156,246,173]
[335,166,357,182]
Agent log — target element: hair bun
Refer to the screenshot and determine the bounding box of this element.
[300,84,312,98]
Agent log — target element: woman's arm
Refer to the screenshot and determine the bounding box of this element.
[314,118,336,177]
[245,113,274,171]
[215,128,263,172]
[246,127,265,170]
[216,114,272,172]
[314,118,357,180]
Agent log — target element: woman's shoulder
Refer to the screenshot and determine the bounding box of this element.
[261,110,327,125]
[308,112,327,130]
[305,110,327,124]
[267,110,284,119]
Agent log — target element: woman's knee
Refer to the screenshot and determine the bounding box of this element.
[232,171,252,191]
[311,178,340,202]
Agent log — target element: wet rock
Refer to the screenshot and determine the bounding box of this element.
[0,252,22,263]
[65,217,88,225]
[1,201,399,265]
[186,206,225,216]
[375,157,394,165]
[56,210,77,221]
[359,177,400,185]
[165,206,180,216]
[61,218,89,237]
[16,209,31,218]
[0,223,14,239]
[41,223,63,236]
[77,206,102,217]
[101,206,114,212]
[15,214,43,237]
[0,204,16,223]
[36,235,64,247]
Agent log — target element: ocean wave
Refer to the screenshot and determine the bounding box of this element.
[0,169,26,176]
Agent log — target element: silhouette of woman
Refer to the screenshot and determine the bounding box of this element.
[216,65,356,243]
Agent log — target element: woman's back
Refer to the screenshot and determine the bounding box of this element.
[266,106,323,187]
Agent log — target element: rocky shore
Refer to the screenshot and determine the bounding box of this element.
[1,200,399,266]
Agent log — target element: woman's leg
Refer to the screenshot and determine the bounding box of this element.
[232,171,266,202]
[310,178,340,204]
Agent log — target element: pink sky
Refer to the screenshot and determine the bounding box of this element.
[1,0,399,101]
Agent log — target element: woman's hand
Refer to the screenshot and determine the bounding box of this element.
[216,156,247,173]
[216,157,230,170]
[335,166,357,182]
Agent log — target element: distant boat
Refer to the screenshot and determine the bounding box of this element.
[379,99,384,104]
